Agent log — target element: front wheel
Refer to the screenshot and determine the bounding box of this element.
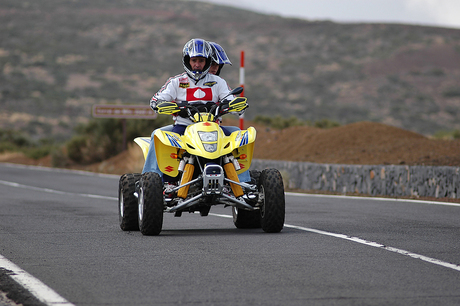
[118,173,141,231]
[232,169,262,229]
[232,207,261,229]
[259,169,285,233]
[138,172,164,235]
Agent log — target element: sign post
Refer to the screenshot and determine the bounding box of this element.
[92,105,156,119]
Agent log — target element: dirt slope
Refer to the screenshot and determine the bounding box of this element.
[252,121,460,166]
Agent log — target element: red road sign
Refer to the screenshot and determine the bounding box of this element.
[92,104,157,119]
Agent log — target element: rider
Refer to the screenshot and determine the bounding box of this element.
[208,41,232,76]
[208,42,250,183]
[150,38,234,136]
[143,39,248,183]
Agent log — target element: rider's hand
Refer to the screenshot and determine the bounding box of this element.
[176,101,188,117]
[218,100,230,115]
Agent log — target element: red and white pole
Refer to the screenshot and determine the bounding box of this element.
[239,50,245,130]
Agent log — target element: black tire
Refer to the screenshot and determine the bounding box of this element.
[232,169,262,228]
[249,170,261,185]
[118,173,141,231]
[232,207,261,229]
[259,168,285,233]
[138,172,164,236]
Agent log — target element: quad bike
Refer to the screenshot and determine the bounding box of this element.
[118,87,285,235]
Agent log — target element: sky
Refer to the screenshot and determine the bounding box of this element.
[200,0,460,29]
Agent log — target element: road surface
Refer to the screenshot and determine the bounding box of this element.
[0,163,459,305]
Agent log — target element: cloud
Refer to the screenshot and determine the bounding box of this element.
[404,0,460,28]
[199,0,460,29]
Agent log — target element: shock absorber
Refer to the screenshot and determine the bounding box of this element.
[223,155,244,198]
[178,156,195,199]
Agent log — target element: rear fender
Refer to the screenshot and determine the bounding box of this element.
[134,137,151,160]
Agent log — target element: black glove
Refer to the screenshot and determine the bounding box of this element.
[176,101,189,117]
[218,100,230,115]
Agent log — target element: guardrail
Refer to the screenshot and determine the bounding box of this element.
[251,159,460,199]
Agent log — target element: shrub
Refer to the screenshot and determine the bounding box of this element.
[433,129,460,140]
[314,119,340,129]
[253,115,340,130]
[253,115,305,129]
[65,116,173,164]
[442,87,460,98]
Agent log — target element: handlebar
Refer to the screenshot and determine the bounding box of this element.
[154,87,247,121]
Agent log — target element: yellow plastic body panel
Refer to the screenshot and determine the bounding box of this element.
[134,137,151,160]
[134,124,256,176]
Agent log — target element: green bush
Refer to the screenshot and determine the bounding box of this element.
[442,87,460,98]
[51,147,70,168]
[23,145,54,160]
[253,115,340,130]
[433,129,460,140]
[453,130,460,139]
[0,129,31,149]
[253,115,306,130]
[314,119,341,129]
[66,135,88,163]
[65,116,172,164]
[0,128,55,159]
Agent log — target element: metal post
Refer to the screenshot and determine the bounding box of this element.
[239,50,245,130]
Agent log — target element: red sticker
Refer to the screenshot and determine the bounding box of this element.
[186,87,213,101]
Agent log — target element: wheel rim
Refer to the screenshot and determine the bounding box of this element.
[138,186,144,221]
[259,185,266,218]
[119,189,124,218]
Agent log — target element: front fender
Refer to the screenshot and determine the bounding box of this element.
[134,125,257,176]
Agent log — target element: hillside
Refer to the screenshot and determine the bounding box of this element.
[2,121,460,175]
[1,0,460,142]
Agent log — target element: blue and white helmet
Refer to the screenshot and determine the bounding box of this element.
[209,41,232,76]
[182,38,212,82]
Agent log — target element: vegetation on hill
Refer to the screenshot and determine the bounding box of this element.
[1,0,460,146]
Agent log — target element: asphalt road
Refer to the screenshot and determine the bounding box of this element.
[0,163,459,306]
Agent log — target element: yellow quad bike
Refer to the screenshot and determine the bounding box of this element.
[118,87,285,235]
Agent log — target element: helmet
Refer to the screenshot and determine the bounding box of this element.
[182,38,212,82]
[209,41,232,76]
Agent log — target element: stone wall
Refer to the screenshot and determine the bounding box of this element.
[251,159,460,199]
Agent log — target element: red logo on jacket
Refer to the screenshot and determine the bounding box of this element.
[186,87,213,101]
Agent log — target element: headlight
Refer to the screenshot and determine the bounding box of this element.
[198,131,218,142]
[203,143,217,152]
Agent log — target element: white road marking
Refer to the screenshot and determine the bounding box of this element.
[286,192,460,207]
[0,254,75,306]
[211,213,460,272]
[283,223,460,272]
[0,180,117,201]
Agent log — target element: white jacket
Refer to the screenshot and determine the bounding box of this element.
[150,72,234,126]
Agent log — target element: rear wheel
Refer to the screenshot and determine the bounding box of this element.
[259,168,285,233]
[118,173,141,231]
[138,172,164,235]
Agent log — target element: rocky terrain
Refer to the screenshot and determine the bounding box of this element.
[1,0,460,141]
